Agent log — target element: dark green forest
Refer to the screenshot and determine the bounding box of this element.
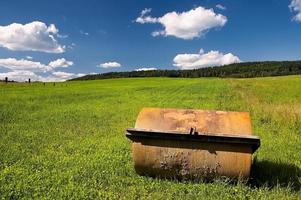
[71,61,301,81]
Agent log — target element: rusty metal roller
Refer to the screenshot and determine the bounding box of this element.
[126,108,260,180]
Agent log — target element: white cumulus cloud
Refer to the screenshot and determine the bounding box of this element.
[43,72,83,82]
[0,58,47,71]
[0,57,73,72]
[135,67,157,71]
[135,6,227,39]
[136,8,158,24]
[0,56,82,82]
[0,70,83,82]
[48,58,73,68]
[99,62,121,68]
[0,70,40,82]
[173,49,241,69]
[289,0,301,22]
[216,4,226,10]
[52,71,77,79]
[0,21,65,53]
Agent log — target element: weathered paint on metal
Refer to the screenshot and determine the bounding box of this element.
[127,108,260,180]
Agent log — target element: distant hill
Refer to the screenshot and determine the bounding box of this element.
[69,61,301,81]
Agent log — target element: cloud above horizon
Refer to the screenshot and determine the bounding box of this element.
[48,58,74,69]
[0,70,84,82]
[99,61,121,68]
[289,0,301,22]
[135,67,157,71]
[52,71,84,79]
[0,21,65,53]
[173,49,241,69]
[0,57,73,72]
[216,4,226,10]
[0,57,79,82]
[136,6,227,39]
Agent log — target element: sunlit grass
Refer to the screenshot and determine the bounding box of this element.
[0,76,300,199]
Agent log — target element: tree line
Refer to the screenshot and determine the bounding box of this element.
[69,61,301,81]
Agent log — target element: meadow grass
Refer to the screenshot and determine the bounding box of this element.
[0,76,300,199]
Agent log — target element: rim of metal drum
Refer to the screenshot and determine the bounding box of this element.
[126,128,260,153]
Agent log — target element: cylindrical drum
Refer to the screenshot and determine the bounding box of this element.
[126,108,260,180]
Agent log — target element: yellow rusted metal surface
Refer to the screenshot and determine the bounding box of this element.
[127,108,260,180]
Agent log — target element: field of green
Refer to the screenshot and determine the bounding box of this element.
[0,76,300,199]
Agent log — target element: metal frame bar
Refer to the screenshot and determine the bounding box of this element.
[126,128,260,153]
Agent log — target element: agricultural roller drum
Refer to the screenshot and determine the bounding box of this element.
[126,108,260,180]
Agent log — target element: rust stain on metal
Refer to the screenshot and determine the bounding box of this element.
[127,107,260,180]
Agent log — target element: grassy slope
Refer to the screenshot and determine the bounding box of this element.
[0,76,300,199]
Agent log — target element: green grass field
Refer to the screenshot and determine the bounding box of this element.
[0,76,300,199]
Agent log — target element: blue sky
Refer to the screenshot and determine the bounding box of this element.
[0,0,301,81]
